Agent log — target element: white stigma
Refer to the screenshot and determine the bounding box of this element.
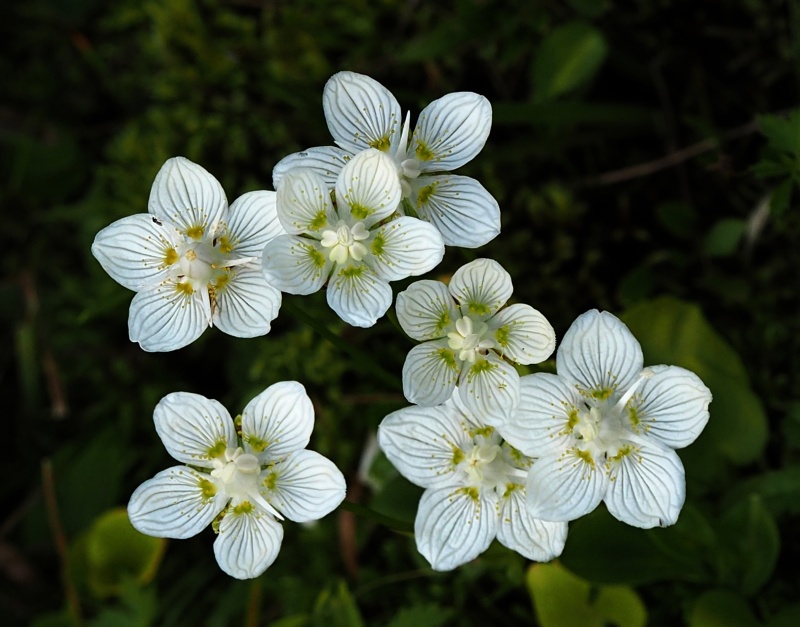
[179,241,219,283]
[447,316,495,362]
[210,447,284,520]
[320,221,369,264]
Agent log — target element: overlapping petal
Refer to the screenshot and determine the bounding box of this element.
[148,156,227,236]
[91,214,182,291]
[128,282,209,352]
[378,403,470,489]
[153,392,236,467]
[557,310,643,398]
[213,506,284,580]
[225,191,285,257]
[489,304,556,365]
[499,373,584,458]
[334,149,401,228]
[415,486,498,571]
[212,265,281,338]
[605,441,686,528]
[412,92,492,172]
[262,235,332,295]
[526,451,607,522]
[272,146,351,190]
[275,169,337,236]
[402,339,460,407]
[409,175,500,248]
[367,216,444,282]
[458,351,520,427]
[241,381,314,463]
[260,450,346,523]
[628,365,712,449]
[323,71,402,155]
[326,263,392,327]
[448,258,513,319]
[128,466,227,539]
[395,280,459,342]
[496,486,568,562]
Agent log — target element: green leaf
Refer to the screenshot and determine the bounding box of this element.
[83,508,165,598]
[758,110,800,156]
[311,581,364,627]
[532,22,608,102]
[687,589,760,627]
[527,562,646,627]
[621,298,768,489]
[384,603,453,627]
[703,218,746,257]
[717,495,780,595]
[770,178,793,217]
[656,201,698,239]
[369,475,423,529]
[724,466,800,517]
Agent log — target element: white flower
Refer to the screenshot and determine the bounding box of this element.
[272,71,499,248]
[499,310,713,529]
[396,258,556,427]
[92,157,284,352]
[263,148,445,327]
[378,393,568,571]
[127,382,346,580]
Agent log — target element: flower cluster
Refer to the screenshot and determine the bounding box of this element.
[91,70,713,579]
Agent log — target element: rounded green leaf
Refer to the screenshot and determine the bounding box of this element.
[687,589,759,627]
[533,22,608,102]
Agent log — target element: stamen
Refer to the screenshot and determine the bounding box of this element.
[615,369,654,411]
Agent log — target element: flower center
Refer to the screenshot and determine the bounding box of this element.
[447,316,495,363]
[320,221,369,264]
[210,447,261,503]
[179,240,221,284]
[462,442,521,491]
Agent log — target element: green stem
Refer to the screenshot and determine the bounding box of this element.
[339,500,413,533]
[282,297,400,390]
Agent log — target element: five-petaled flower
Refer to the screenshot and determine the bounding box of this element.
[499,310,712,529]
[127,382,346,579]
[272,71,500,248]
[262,148,445,327]
[378,393,568,571]
[92,157,284,352]
[396,258,556,427]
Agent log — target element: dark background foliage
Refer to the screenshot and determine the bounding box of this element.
[3,0,800,625]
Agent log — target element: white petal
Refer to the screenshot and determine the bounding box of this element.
[262,235,332,295]
[334,149,401,228]
[213,504,283,579]
[412,92,492,172]
[128,281,209,352]
[326,263,392,327]
[557,310,644,399]
[458,351,520,428]
[212,264,281,338]
[92,214,183,291]
[395,280,459,342]
[148,156,227,237]
[402,339,460,407]
[260,450,346,522]
[409,175,500,248]
[128,466,227,539]
[448,258,513,319]
[498,373,583,458]
[323,71,402,155]
[225,191,285,258]
[241,381,314,463]
[488,304,556,365]
[627,365,712,449]
[415,486,498,571]
[275,169,336,236]
[272,146,351,190]
[154,392,237,467]
[378,403,471,489]
[605,441,685,528]
[526,450,608,522]
[367,216,445,281]
[496,485,568,562]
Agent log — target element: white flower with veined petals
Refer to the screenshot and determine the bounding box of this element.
[127,382,346,580]
[263,148,445,327]
[272,71,499,248]
[396,258,556,427]
[91,157,285,352]
[378,393,568,571]
[498,310,713,529]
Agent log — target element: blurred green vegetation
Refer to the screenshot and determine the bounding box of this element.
[3,0,800,624]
